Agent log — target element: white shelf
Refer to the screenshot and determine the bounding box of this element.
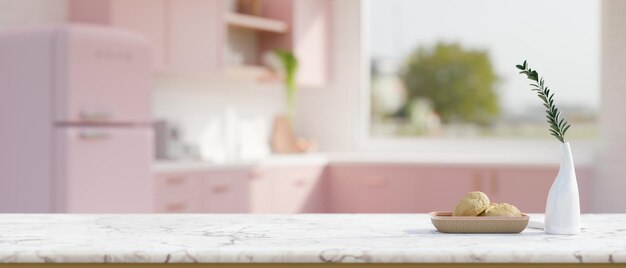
[223,65,277,81]
[155,65,280,85]
[225,13,288,33]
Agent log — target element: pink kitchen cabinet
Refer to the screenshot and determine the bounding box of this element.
[328,165,477,213]
[328,163,591,214]
[249,169,274,213]
[476,167,555,213]
[69,0,332,85]
[328,165,422,213]
[414,167,478,212]
[269,166,327,213]
[260,0,332,87]
[109,0,168,70]
[477,166,591,213]
[250,165,327,213]
[155,173,204,213]
[169,0,224,73]
[155,169,251,213]
[202,171,250,213]
[151,163,593,214]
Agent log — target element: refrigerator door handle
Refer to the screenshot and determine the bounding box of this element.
[78,130,112,140]
[79,110,111,122]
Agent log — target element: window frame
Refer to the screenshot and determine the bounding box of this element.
[355,0,597,160]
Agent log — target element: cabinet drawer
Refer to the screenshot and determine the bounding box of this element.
[250,166,326,213]
[480,167,557,213]
[202,171,250,213]
[155,173,202,194]
[155,173,202,213]
[329,165,420,213]
[249,169,273,213]
[271,167,326,213]
[155,195,202,213]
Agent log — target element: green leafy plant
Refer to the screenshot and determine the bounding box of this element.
[516,60,571,143]
[400,42,500,125]
[275,49,299,122]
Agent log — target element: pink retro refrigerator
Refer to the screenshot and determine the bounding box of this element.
[0,24,154,212]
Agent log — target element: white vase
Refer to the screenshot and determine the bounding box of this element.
[544,142,581,234]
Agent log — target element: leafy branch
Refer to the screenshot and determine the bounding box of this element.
[275,49,298,122]
[516,60,571,143]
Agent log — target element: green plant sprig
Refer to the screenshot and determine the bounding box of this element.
[275,49,298,123]
[516,60,571,143]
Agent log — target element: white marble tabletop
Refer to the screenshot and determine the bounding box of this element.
[0,214,624,263]
[153,151,596,174]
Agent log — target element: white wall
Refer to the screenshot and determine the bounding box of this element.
[153,79,286,161]
[593,0,626,212]
[0,0,66,31]
[294,0,364,152]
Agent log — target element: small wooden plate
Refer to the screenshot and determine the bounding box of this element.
[430,211,529,233]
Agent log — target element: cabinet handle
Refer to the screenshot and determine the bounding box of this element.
[249,170,262,179]
[79,110,111,122]
[212,184,230,193]
[364,177,386,188]
[166,176,186,186]
[165,202,187,212]
[293,179,308,187]
[78,130,111,140]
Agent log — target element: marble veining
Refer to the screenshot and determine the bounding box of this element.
[0,214,625,263]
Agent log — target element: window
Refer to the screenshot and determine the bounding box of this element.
[368,0,599,140]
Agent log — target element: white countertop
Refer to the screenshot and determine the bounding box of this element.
[0,214,624,263]
[153,152,593,173]
[327,152,593,166]
[153,154,329,173]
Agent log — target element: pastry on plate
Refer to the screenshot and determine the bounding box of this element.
[453,191,490,216]
[483,203,522,217]
[478,203,496,216]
